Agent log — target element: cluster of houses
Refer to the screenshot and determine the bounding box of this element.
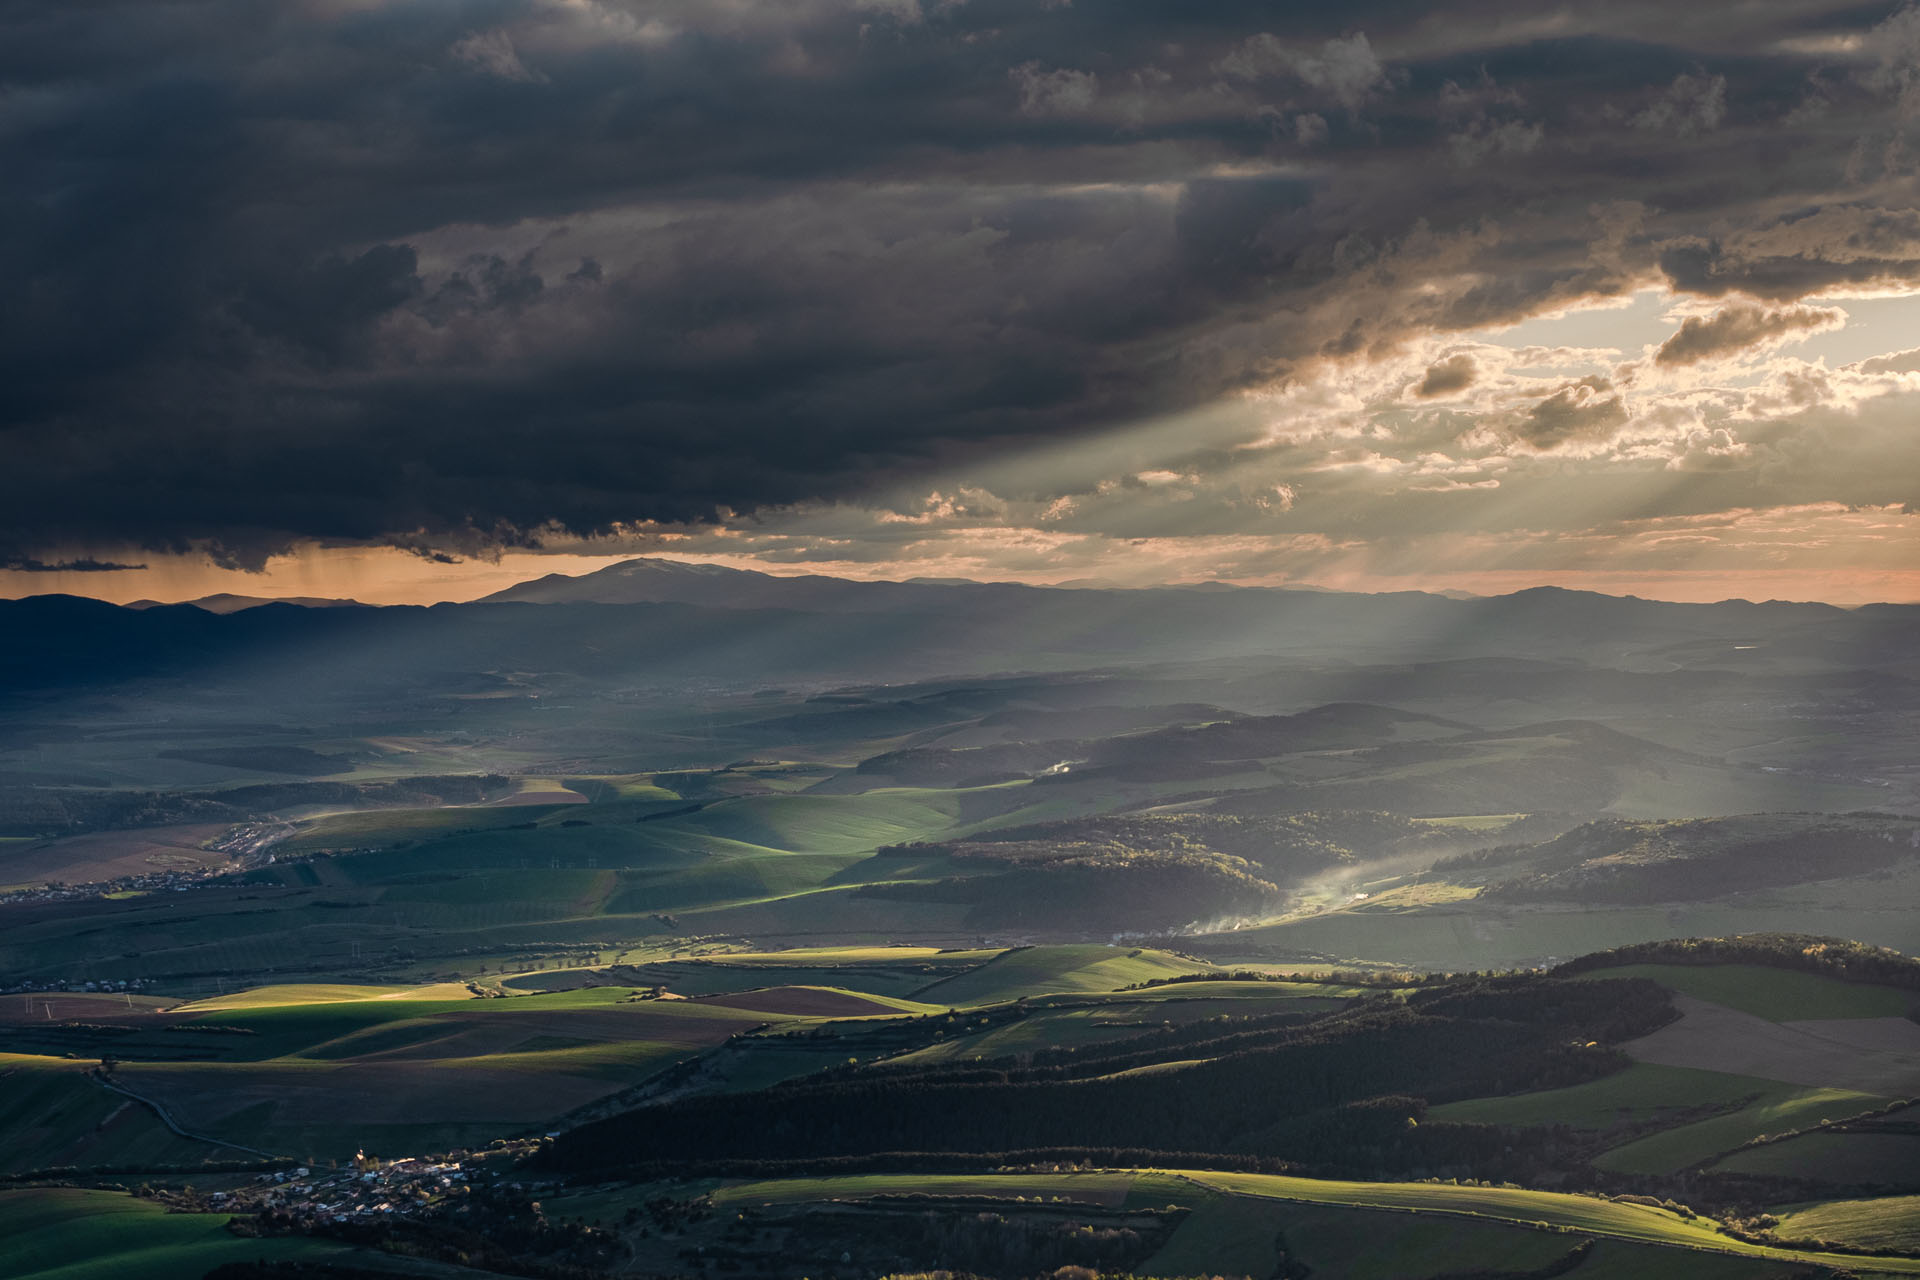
[3,975,150,995]
[212,1153,497,1223]
[0,865,241,907]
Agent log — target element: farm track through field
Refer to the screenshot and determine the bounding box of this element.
[94,1076,278,1159]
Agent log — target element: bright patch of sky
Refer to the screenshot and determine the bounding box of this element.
[1492,289,1669,355]
[1494,286,1920,373]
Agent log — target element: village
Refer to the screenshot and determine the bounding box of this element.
[176,1141,550,1226]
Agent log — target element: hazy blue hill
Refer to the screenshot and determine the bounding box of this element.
[1470,812,1920,903]
[125,594,364,612]
[5,575,1909,701]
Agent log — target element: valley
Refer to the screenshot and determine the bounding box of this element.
[1,568,1917,1279]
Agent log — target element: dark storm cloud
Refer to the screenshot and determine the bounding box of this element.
[0,556,148,573]
[1658,207,1920,299]
[4,0,1920,564]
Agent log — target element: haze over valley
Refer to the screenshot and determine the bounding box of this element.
[7,0,1920,1274]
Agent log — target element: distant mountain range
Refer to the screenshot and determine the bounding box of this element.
[480,557,1819,617]
[125,593,364,614]
[3,558,1912,697]
[482,556,1238,613]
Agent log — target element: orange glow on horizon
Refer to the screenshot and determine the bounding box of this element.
[3,543,1915,609]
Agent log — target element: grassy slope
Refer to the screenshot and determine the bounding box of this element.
[1144,1194,1582,1280]
[1430,965,1914,1175]
[1188,1170,1920,1274]
[664,789,971,854]
[83,984,782,1158]
[173,981,477,1011]
[1568,1239,1824,1278]
[1430,1063,1790,1129]
[1429,1061,1892,1176]
[689,946,1003,966]
[1221,898,1920,973]
[1714,1131,1920,1183]
[628,961,972,999]
[0,1188,341,1280]
[277,803,581,853]
[1569,963,1916,1021]
[909,945,1212,1006]
[881,985,1352,1067]
[685,1170,1920,1277]
[1775,1194,1920,1251]
[0,1056,209,1175]
[709,1171,1137,1206]
[1591,1085,1888,1175]
[693,985,947,1016]
[1116,979,1374,1001]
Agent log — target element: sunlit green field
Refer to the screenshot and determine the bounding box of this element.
[912,944,1212,1005]
[1592,1084,1888,1175]
[1432,1063,1783,1130]
[1187,1170,1920,1272]
[1775,1194,1920,1251]
[0,976,945,1164]
[553,1169,1920,1278]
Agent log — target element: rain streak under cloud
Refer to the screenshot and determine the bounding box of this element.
[6,0,1920,603]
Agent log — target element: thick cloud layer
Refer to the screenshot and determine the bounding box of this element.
[5,0,1920,574]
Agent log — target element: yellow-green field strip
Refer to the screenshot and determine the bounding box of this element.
[712,1170,1920,1275]
[1185,1170,1920,1274]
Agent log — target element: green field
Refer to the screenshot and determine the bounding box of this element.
[1144,1194,1584,1280]
[1592,1084,1889,1175]
[0,1188,343,1280]
[1775,1194,1920,1251]
[910,944,1212,1005]
[712,1170,1138,1206]
[662,788,974,854]
[1220,900,1920,974]
[684,945,1002,966]
[1570,963,1916,1021]
[1114,978,1374,1001]
[1712,1130,1920,1184]
[1431,1063,1786,1130]
[624,959,979,999]
[880,1004,1180,1066]
[1566,1239,1838,1278]
[174,981,478,1011]
[1188,1170,1920,1273]
[1433,1060,1906,1180]
[576,1169,1920,1278]
[880,984,1352,1066]
[0,1056,210,1174]
[276,802,583,853]
[0,980,875,1162]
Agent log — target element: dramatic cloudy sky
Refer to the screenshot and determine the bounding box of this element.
[6,0,1920,603]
